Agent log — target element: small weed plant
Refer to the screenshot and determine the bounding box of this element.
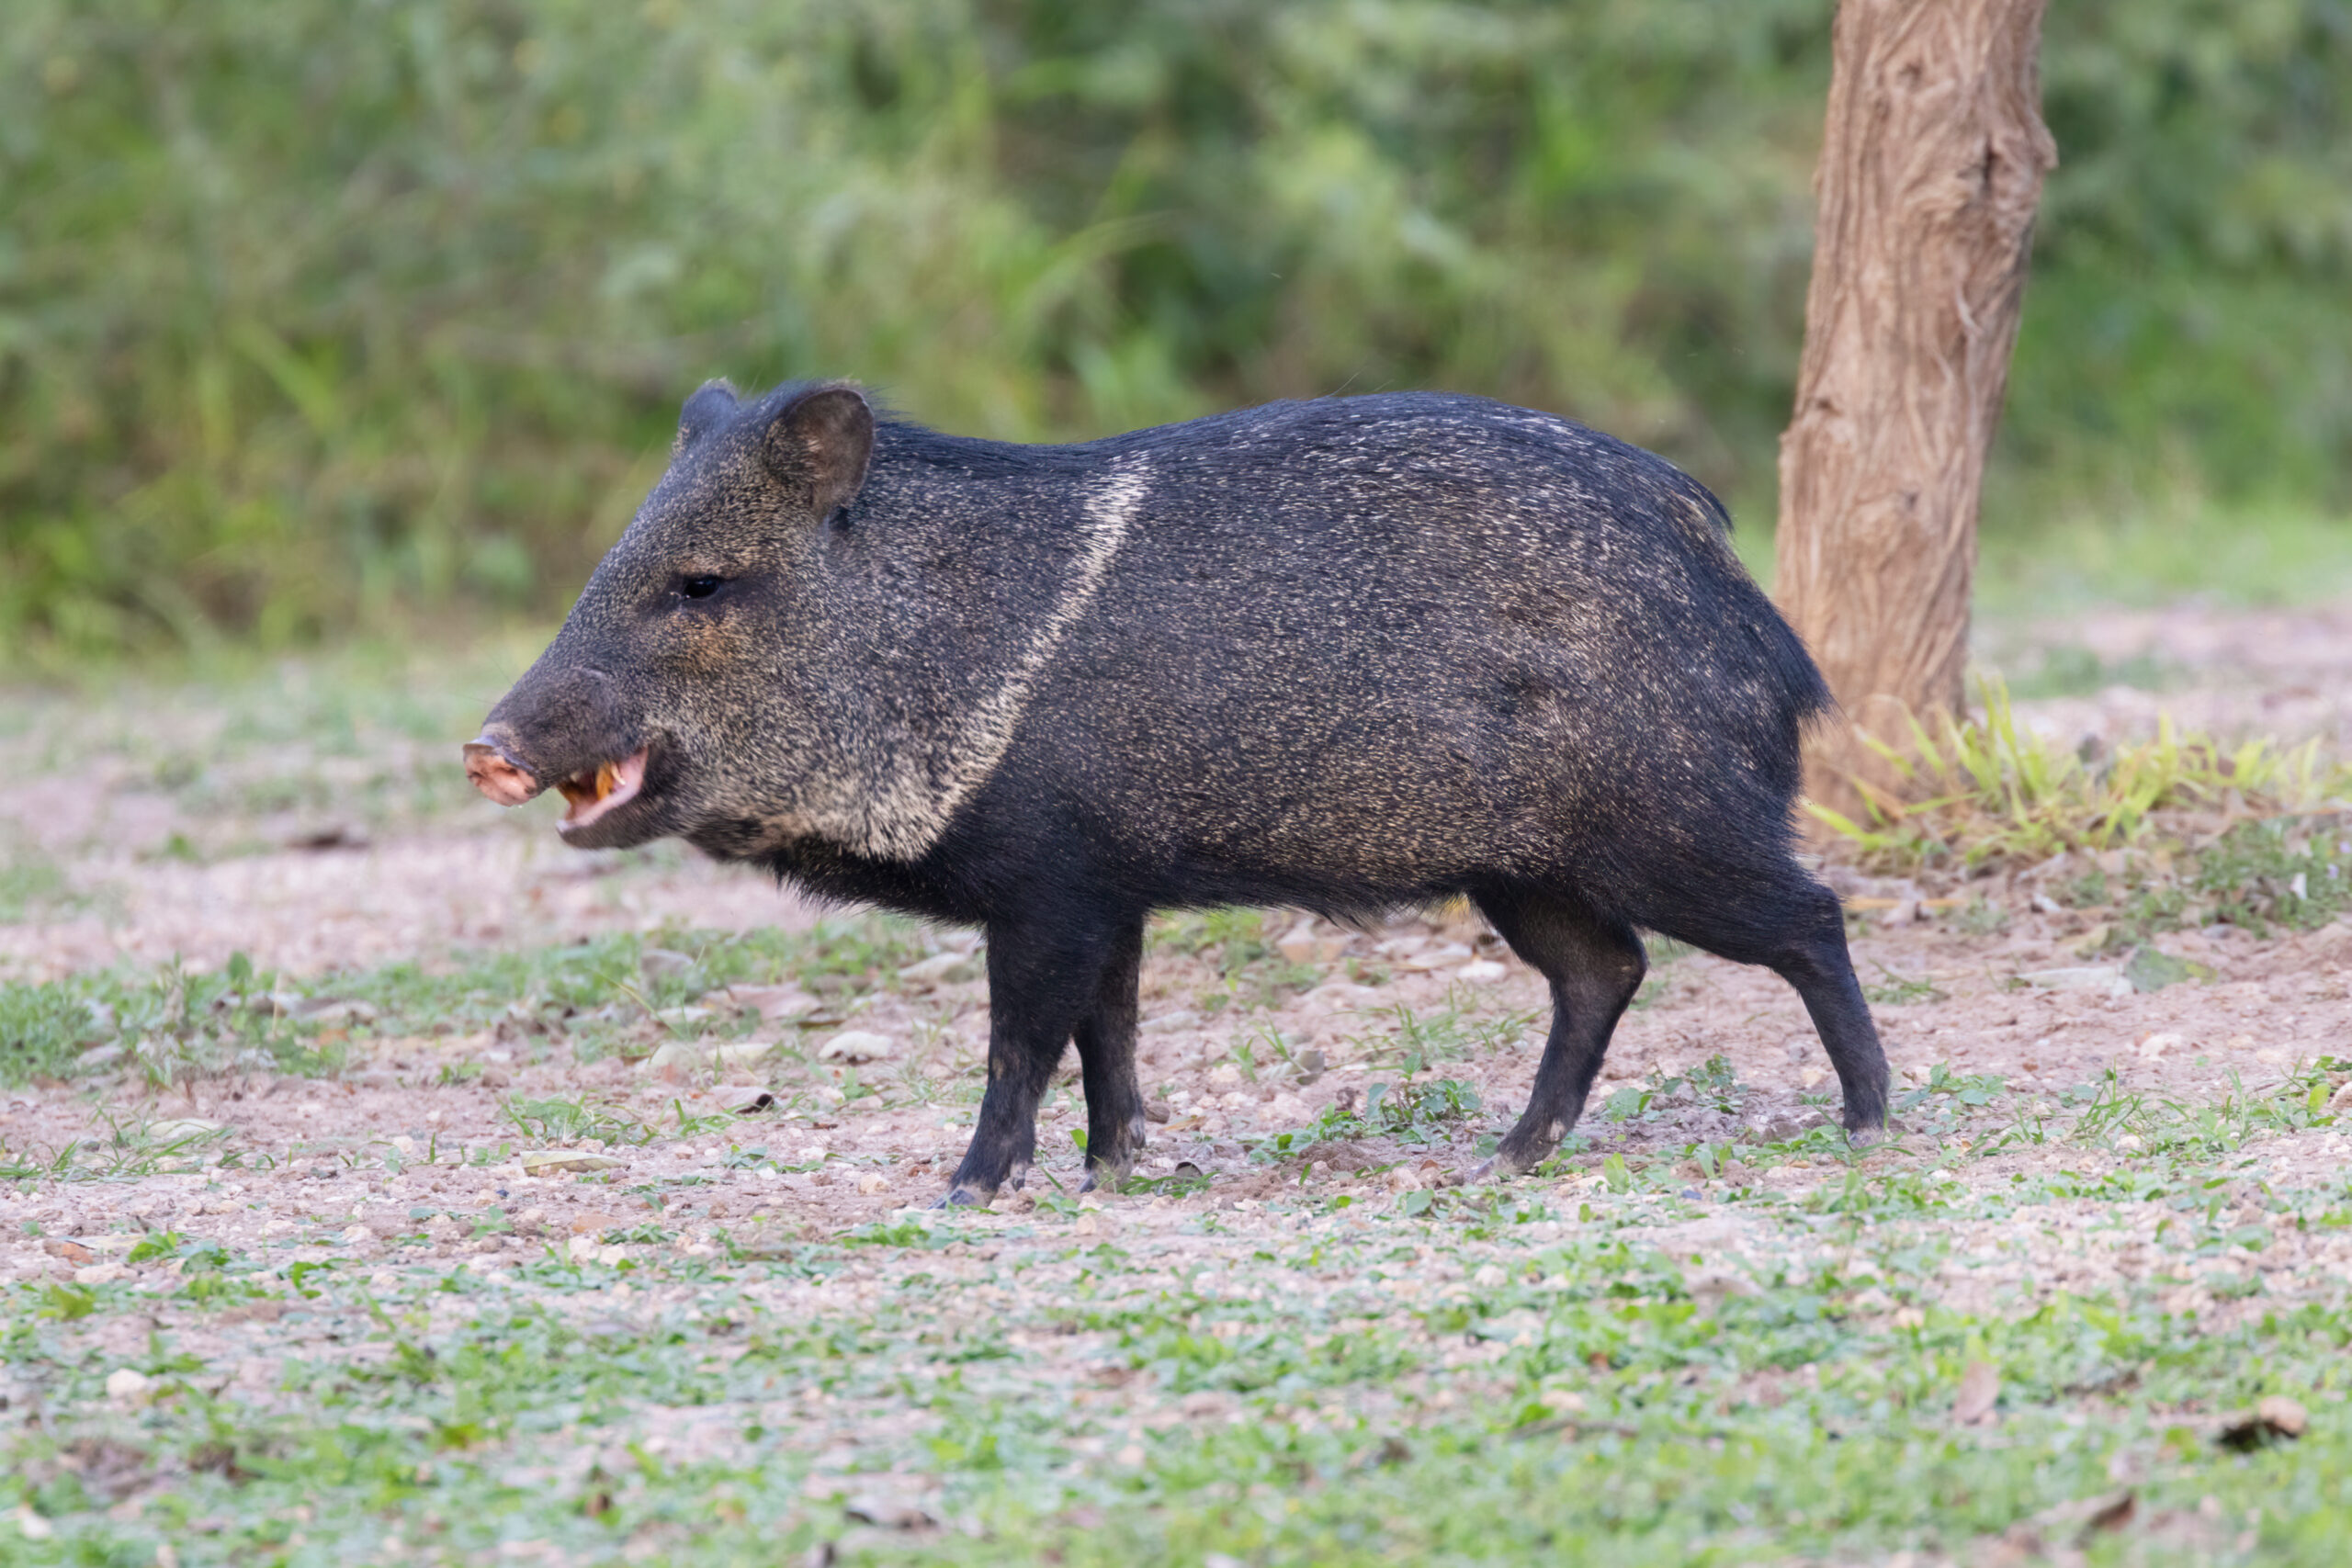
[1257,1077,1484,1161]
[1604,1053,1747,1123]
[1814,676,2349,873]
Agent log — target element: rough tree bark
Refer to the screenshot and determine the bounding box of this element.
[1774,0,2057,822]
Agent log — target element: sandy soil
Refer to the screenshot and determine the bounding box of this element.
[1,891,2344,1248]
[0,831,821,982]
[1984,599,2352,753]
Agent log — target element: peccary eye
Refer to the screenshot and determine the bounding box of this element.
[681,574,723,600]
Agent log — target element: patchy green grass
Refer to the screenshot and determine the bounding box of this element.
[2003,644,2179,702]
[0,842,70,925]
[7,1067,2352,1564]
[0,954,343,1089]
[0,917,938,1090]
[1814,679,2350,876]
[2067,817,2352,955]
[1151,909,1323,1016]
[1974,501,2352,622]
[15,635,2352,1559]
[0,637,560,860]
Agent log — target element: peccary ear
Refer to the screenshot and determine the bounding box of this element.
[676,378,739,451]
[762,383,875,517]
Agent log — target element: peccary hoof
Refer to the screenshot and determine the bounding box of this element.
[933,1186,992,1210]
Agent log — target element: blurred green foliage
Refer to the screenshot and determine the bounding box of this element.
[2,0,2346,662]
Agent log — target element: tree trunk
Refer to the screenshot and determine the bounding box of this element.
[1774,0,2056,823]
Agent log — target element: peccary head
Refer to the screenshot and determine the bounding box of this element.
[464,379,877,854]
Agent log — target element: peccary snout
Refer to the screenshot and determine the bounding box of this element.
[462,738,539,806]
[469,663,661,843]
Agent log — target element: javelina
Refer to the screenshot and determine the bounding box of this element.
[465,380,1887,1201]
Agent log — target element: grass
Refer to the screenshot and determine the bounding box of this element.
[1151,909,1323,1016]
[2001,643,2177,701]
[0,956,336,1089]
[1974,499,2352,621]
[19,630,2352,1559]
[0,1112,237,1187]
[1807,671,2352,966]
[0,841,69,925]
[0,634,560,860]
[6,1061,2352,1562]
[0,916,942,1091]
[1861,965,1949,1006]
[1814,676,2352,874]
[1253,1077,1487,1170]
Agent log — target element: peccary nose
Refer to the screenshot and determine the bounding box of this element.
[464,737,542,807]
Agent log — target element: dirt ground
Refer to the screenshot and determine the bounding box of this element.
[9,604,2352,1563]
[3,600,2349,1256]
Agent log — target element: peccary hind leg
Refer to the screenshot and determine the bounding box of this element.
[942,914,1122,1207]
[1652,873,1891,1137]
[1073,916,1149,1192]
[1752,886,1889,1136]
[1467,886,1648,1181]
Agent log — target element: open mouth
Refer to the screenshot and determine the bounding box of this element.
[555,747,650,833]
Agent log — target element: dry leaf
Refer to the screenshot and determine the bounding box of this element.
[2082,1490,2136,1536]
[519,1150,625,1175]
[1954,1360,2000,1425]
[843,1496,936,1531]
[2219,1395,2307,1450]
[817,1030,896,1064]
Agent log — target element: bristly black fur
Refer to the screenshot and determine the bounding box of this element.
[476,384,1885,1201]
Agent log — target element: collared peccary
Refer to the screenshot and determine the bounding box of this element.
[465,380,1888,1201]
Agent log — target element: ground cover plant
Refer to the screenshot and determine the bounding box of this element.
[6,1018,2352,1564]
[1812,679,2352,875]
[8,878,2352,1562]
[13,620,2352,1562]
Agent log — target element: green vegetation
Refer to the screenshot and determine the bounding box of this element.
[0,841,67,924]
[1976,502,2352,618]
[1815,677,2352,959]
[1274,1076,1487,1155]
[1152,909,1320,1013]
[7,1064,2352,1562]
[0,634,550,861]
[2055,816,2352,956]
[1814,678,2351,874]
[5,1,2348,662]
[0,917,933,1090]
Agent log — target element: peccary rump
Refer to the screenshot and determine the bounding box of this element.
[467,382,1887,1201]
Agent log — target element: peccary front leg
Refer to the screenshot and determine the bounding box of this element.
[1466,886,1647,1181]
[941,914,1115,1207]
[1074,914,1148,1192]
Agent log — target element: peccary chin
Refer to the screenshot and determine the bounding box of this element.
[470,378,1889,1202]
